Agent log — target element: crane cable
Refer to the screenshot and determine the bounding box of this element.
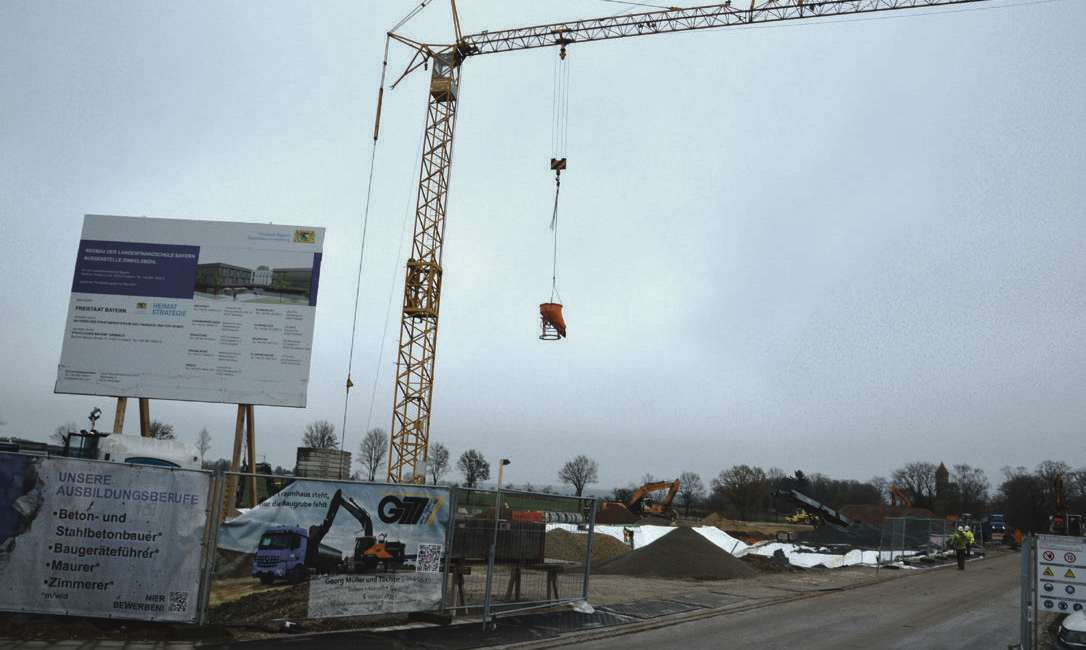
[341,0,433,454]
[549,45,571,303]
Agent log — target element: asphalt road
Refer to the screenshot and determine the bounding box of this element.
[576,552,1022,650]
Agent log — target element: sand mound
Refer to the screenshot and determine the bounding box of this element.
[545,529,631,563]
[594,526,755,579]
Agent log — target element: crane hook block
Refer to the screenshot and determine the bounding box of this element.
[550,158,567,171]
[539,302,566,340]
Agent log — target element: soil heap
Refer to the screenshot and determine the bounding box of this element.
[545,529,631,563]
[594,527,755,579]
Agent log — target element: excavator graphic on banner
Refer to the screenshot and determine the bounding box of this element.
[252,489,407,583]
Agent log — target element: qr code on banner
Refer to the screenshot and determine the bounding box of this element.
[416,543,443,573]
[169,591,190,613]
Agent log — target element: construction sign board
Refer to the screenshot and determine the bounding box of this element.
[0,452,212,622]
[1037,534,1086,613]
[55,214,324,407]
[214,478,451,619]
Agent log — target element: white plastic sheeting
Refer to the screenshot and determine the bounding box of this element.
[739,541,918,568]
[545,523,911,570]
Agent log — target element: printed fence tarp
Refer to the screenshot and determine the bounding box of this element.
[216,478,451,618]
[0,452,212,622]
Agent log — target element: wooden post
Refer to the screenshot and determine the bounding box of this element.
[113,397,127,433]
[221,405,246,519]
[244,404,257,508]
[138,398,151,437]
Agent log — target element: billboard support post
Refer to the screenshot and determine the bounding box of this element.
[138,397,151,436]
[227,404,258,512]
[244,404,256,508]
[112,396,127,432]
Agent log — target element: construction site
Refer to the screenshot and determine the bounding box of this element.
[1,0,1084,648]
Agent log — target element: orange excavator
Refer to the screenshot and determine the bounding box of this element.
[597,479,681,524]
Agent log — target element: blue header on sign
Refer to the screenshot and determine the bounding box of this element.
[72,239,199,299]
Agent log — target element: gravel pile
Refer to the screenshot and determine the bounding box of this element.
[594,526,755,579]
[545,529,631,563]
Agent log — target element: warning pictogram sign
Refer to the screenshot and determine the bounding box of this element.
[1037,534,1086,614]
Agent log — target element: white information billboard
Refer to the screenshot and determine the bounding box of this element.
[0,452,212,622]
[55,215,324,407]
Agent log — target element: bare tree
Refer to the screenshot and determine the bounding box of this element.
[869,476,890,504]
[358,428,387,481]
[428,442,451,484]
[53,422,79,445]
[302,420,337,449]
[891,461,938,507]
[557,455,599,496]
[148,420,175,440]
[457,449,490,488]
[195,427,212,463]
[711,465,769,521]
[677,471,706,516]
[951,464,989,512]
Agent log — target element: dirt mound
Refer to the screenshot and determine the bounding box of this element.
[545,529,630,563]
[594,527,755,579]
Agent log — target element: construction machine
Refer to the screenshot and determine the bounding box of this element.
[378,0,1010,484]
[773,489,854,529]
[251,489,406,583]
[597,479,680,524]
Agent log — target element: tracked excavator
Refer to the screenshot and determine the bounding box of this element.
[597,480,681,525]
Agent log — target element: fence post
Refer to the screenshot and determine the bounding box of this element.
[582,498,598,601]
[482,484,504,630]
[198,471,226,625]
[440,488,458,614]
[1019,535,1032,650]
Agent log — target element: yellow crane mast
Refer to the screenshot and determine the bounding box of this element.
[384,0,999,483]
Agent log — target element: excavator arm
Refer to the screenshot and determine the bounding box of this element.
[307,489,374,559]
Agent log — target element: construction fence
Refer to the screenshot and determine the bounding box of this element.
[877,516,954,564]
[0,452,600,627]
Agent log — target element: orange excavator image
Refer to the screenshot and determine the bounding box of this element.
[597,479,681,524]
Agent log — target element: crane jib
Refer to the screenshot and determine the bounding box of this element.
[383,0,1002,483]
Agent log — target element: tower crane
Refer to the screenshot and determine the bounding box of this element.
[383,0,1000,483]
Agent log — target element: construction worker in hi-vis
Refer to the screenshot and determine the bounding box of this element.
[950,526,974,570]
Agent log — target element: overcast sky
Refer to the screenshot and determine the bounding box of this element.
[1,1,1084,491]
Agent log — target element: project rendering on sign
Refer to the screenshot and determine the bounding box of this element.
[55,215,324,407]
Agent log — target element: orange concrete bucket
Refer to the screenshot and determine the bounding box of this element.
[539,302,566,339]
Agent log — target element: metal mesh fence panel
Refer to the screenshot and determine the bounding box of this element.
[448,488,596,616]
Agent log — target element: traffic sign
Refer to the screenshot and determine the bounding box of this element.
[1037,535,1086,613]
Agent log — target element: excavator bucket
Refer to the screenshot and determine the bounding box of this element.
[539,302,566,340]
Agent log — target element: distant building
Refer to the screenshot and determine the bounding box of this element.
[195,262,253,291]
[252,265,272,286]
[272,267,312,294]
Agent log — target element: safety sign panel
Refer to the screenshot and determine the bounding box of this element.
[1037,534,1086,613]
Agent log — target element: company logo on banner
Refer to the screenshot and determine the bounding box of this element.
[214,479,450,620]
[0,452,211,622]
[55,215,326,408]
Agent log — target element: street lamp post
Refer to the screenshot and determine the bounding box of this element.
[482,458,511,630]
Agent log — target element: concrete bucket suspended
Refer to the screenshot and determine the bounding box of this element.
[539,302,566,340]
